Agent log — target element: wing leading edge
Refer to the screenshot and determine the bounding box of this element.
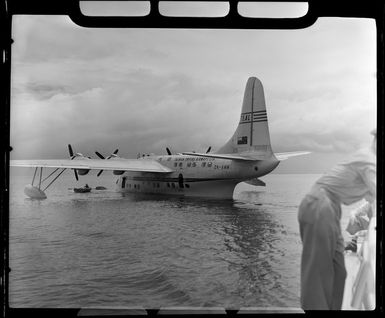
[182,151,310,161]
[181,152,262,161]
[10,158,174,173]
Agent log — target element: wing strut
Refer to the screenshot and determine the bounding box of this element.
[42,168,67,192]
[24,167,67,199]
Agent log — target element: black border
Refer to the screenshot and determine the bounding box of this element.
[1,0,384,317]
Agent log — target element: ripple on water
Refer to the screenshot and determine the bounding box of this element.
[8,174,330,308]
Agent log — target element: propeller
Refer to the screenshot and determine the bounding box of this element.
[166,147,172,155]
[95,151,105,160]
[206,146,211,153]
[110,148,119,159]
[68,144,74,158]
[68,144,79,181]
[95,149,119,177]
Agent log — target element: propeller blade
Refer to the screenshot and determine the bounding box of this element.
[166,147,172,155]
[69,144,79,181]
[97,170,104,177]
[113,149,119,155]
[68,144,74,158]
[206,146,211,153]
[95,151,105,159]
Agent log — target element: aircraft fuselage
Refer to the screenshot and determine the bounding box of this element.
[116,154,279,198]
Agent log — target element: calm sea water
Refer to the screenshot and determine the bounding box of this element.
[9,171,354,309]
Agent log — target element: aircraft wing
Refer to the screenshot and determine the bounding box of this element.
[274,151,311,161]
[181,152,261,161]
[10,158,174,173]
[182,151,310,161]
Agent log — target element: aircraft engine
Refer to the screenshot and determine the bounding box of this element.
[77,169,90,175]
[68,144,92,180]
[95,149,120,177]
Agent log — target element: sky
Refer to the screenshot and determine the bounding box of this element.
[10,4,377,173]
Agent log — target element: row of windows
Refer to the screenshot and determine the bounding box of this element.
[124,182,160,189]
[125,183,141,189]
[122,181,190,189]
[166,182,190,189]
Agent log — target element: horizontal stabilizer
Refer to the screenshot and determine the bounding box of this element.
[275,151,311,161]
[244,178,266,186]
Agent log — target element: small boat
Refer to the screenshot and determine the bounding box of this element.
[95,186,107,190]
[74,185,91,193]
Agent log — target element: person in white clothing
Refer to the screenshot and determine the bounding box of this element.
[298,129,376,310]
[345,200,373,253]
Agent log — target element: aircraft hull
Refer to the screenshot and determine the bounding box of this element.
[117,175,241,199]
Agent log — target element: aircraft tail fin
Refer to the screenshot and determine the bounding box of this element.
[216,77,274,159]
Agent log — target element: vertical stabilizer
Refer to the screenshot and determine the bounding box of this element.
[216,77,273,157]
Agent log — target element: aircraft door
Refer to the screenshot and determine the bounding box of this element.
[178,174,184,188]
[122,177,126,188]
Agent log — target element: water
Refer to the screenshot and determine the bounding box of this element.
[9,172,354,309]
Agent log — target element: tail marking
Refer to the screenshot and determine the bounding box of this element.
[240,110,268,124]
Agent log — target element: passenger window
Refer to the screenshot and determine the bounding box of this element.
[202,162,206,167]
[179,162,183,167]
[187,162,191,167]
[174,162,178,167]
[208,162,212,167]
[192,162,196,167]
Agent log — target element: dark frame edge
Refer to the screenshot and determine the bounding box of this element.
[1,0,12,317]
[2,0,385,317]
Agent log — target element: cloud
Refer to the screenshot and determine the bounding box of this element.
[10,16,377,173]
[11,69,236,159]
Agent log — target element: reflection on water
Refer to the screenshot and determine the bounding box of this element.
[9,174,321,308]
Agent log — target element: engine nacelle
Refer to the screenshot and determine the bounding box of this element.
[77,169,90,175]
[113,170,124,175]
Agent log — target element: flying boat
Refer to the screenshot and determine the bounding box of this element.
[11,77,310,199]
